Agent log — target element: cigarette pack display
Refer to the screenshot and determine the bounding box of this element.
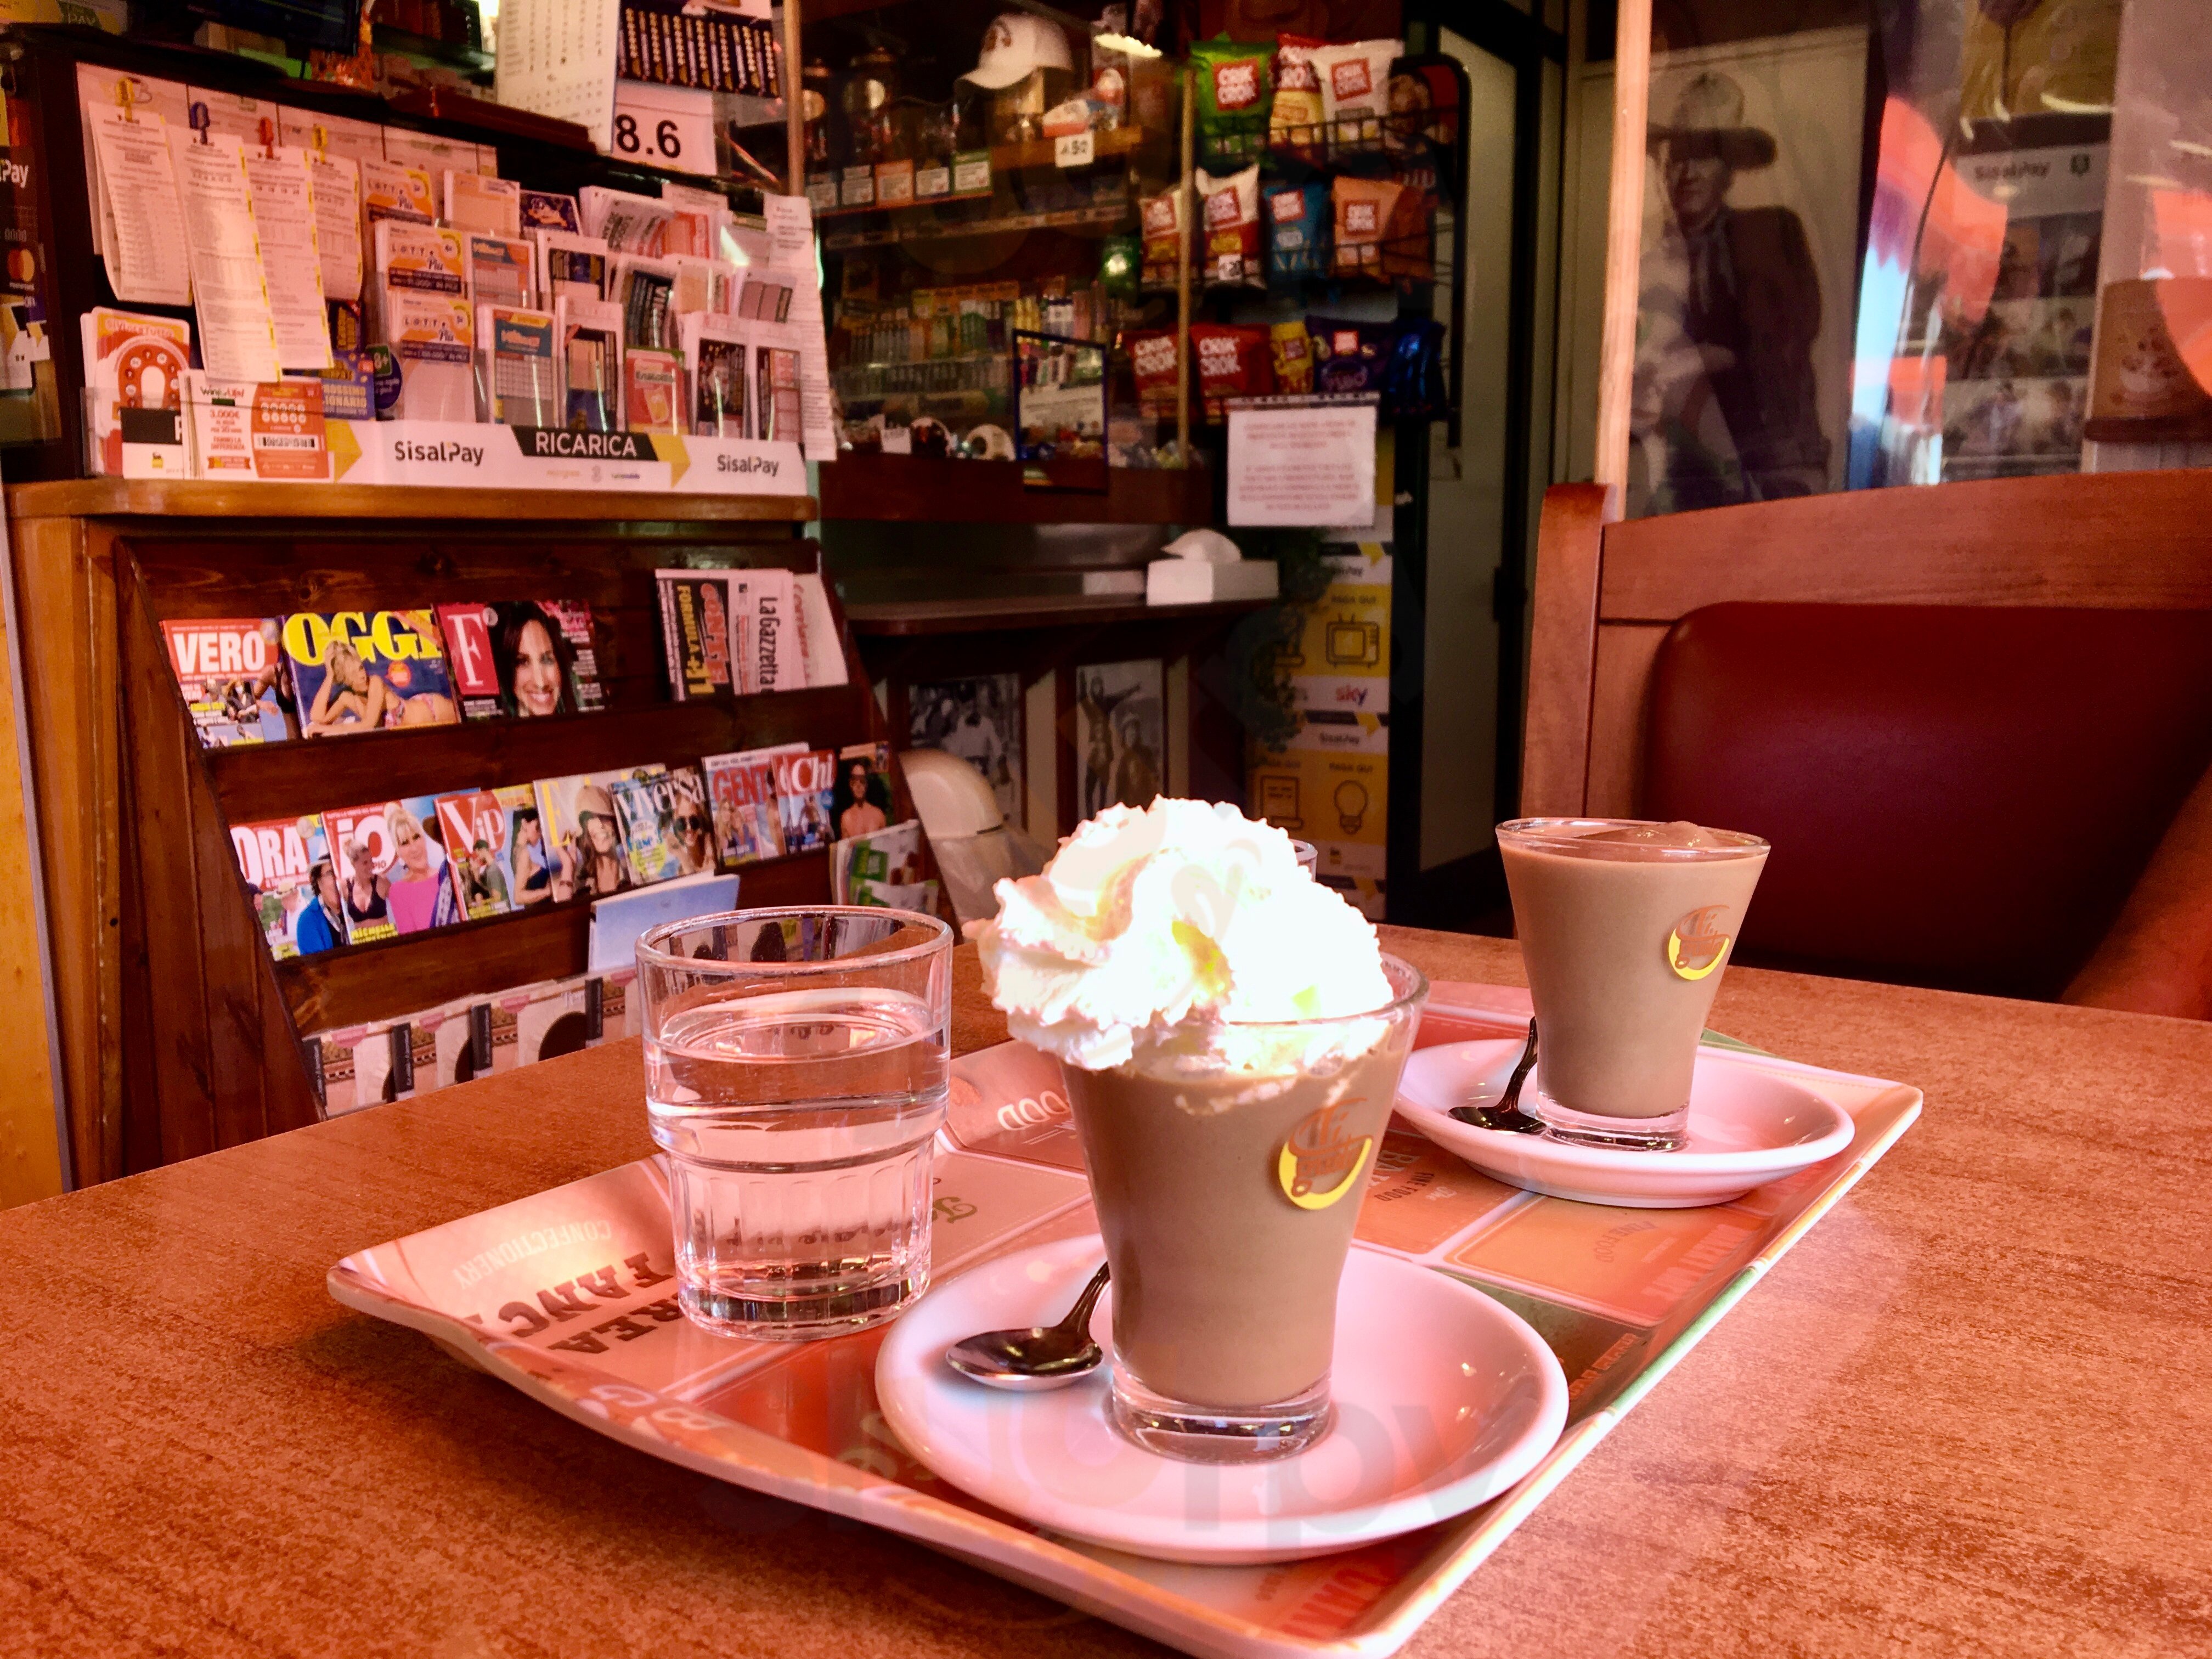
[624,347,682,433]
[321,794,460,942]
[555,296,623,433]
[655,571,733,699]
[702,743,799,865]
[464,233,535,309]
[432,789,516,919]
[385,292,476,421]
[161,617,292,746]
[81,308,191,478]
[580,185,672,253]
[613,253,681,351]
[444,170,521,236]
[230,812,334,958]
[359,157,435,225]
[534,229,612,305]
[682,313,748,437]
[283,610,459,737]
[519,189,583,233]
[477,304,560,427]
[774,747,838,853]
[609,764,715,885]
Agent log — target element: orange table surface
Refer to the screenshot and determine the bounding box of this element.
[0,927,2204,1658]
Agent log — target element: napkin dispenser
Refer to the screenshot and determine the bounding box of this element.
[1146,529,1280,605]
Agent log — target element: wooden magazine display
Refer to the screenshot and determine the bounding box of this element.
[8,482,895,1186]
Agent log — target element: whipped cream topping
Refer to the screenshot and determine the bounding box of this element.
[976,798,1393,1071]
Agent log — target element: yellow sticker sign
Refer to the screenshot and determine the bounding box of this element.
[1667,905,1733,980]
[1276,1101,1373,1210]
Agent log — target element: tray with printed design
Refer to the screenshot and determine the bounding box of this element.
[328,982,1920,1659]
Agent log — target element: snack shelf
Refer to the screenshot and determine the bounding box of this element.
[818,450,1212,524]
[820,198,1132,251]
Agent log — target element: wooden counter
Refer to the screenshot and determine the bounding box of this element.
[0,928,2202,1656]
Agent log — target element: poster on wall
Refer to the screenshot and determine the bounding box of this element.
[1249,547,1391,920]
[1630,26,1867,516]
[1073,661,1164,825]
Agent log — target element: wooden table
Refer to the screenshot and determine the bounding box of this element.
[2,927,2205,1657]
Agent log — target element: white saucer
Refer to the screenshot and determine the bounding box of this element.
[1396,1040,1857,1208]
[876,1234,1567,1565]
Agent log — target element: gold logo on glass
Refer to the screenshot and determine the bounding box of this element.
[1277,1102,1373,1210]
[1667,905,1733,980]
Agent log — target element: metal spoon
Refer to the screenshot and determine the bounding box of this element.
[1450,1019,1547,1135]
[945,1262,1110,1391]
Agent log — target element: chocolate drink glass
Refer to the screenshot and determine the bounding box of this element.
[1061,956,1427,1462]
[1496,819,1768,1151]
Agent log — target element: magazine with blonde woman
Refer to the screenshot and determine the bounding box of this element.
[283,610,460,737]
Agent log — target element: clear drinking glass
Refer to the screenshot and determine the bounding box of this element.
[1496,819,1768,1150]
[1059,955,1427,1461]
[637,907,953,1340]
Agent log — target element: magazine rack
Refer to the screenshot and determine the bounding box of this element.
[4,479,892,1188]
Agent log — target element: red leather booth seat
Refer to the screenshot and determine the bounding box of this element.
[1641,603,2212,999]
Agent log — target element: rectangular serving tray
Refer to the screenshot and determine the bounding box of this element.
[328,983,1920,1659]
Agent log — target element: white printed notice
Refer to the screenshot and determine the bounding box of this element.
[495,0,623,153]
[1225,401,1380,527]
[169,130,283,384]
[88,105,192,306]
[244,148,333,370]
[298,149,364,303]
[761,194,839,461]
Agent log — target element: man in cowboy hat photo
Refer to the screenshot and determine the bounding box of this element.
[1640,70,1829,509]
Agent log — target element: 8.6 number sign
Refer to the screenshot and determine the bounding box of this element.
[607,82,716,176]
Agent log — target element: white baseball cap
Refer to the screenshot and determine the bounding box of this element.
[960,12,1075,90]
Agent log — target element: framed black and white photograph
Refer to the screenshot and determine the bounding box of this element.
[1629,26,1867,515]
[906,674,1023,825]
[1074,659,1164,822]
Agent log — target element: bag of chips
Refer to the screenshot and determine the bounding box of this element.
[1269,35,1326,163]
[1191,37,1273,167]
[1189,321,1273,421]
[1196,165,1263,289]
[1126,328,1182,419]
[1384,318,1447,419]
[1270,319,1314,396]
[1308,317,1391,396]
[1140,187,1184,290]
[1266,180,1330,284]
[1381,179,1434,283]
[1310,40,1401,149]
[1332,175,1404,278]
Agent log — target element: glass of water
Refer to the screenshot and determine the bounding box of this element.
[637,907,954,1341]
